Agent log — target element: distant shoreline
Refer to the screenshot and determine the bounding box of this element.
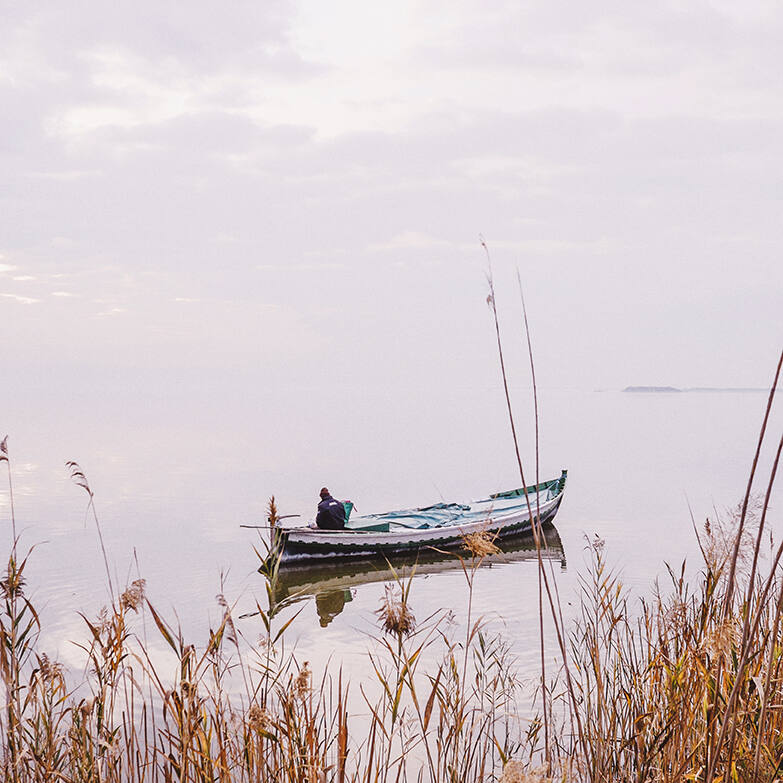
[622,386,775,394]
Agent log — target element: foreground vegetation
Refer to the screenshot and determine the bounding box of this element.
[0,404,782,783]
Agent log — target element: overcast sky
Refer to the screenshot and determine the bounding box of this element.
[2,0,782,401]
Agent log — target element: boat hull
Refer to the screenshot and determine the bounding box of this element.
[271,492,564,563]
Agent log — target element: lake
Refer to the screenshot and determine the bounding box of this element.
[2,379,781,691]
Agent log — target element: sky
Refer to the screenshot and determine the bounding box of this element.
[2,0,781,391]
[1,0,782,493]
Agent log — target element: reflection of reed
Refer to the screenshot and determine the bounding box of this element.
[266,526,564,624]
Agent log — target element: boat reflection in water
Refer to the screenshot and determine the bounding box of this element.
[314,590,352,627]
[262,527,565,628]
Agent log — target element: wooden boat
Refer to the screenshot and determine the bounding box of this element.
[268,470,567,564]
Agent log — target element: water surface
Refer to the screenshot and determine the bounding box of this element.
[2,385,780,685]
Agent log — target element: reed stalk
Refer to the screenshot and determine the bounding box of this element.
[1,437,16,545]
[482,239,586,769]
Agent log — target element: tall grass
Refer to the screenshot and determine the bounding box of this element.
[481,242,783,780]
[0,461,527,781]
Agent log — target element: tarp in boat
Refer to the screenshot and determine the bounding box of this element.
[345,490,549,531]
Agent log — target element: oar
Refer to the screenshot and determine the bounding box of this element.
[240,514,301,530]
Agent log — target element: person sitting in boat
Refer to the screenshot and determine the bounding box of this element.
[315,487,346,530]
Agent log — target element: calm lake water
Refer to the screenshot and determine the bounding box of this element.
[2,382,781,691]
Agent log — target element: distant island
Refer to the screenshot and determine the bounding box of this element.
[623,386,773,393]
[624,386,681,393]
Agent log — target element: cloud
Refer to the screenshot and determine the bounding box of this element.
[368,231,455,252]
[27,169,102,181]
[1,293,40,304]
[257,263,346,272]
[1,1,313,79]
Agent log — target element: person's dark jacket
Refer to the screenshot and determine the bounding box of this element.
[316,494,346,530]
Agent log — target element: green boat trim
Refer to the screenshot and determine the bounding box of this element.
[490,469,568,500]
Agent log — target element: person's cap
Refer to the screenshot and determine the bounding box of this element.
[319,487,330,497]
